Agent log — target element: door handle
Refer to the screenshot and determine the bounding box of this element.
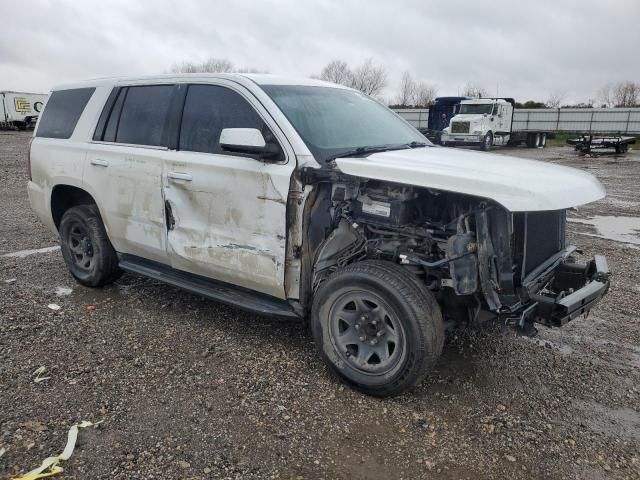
[90,158,109,167]
[167,172,193,182]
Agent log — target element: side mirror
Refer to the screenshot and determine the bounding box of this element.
[219,128,281,160]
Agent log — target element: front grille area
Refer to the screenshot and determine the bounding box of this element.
[451,121,470,134]
[513,210,566,279]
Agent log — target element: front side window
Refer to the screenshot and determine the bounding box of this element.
[115,85,173,146]
[179,85,266,155]
[261,85,429,162]
[36,88,95,139]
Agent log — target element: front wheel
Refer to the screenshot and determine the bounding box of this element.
[311,261,444,397]
[482,132,493,151]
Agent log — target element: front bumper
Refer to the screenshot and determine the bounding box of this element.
[441,133,483,144]
[509,255,609,328]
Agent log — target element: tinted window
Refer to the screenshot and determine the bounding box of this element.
[116,85,173,146]
[179,85,265,155]
[102,89,126,143]
[36,88,95,139]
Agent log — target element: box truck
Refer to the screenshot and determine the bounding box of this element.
[1,91,47,129]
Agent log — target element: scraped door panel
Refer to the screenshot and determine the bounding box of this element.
[164,153,292,298]
[84,144,168,263]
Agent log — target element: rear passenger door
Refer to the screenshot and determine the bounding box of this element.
[86,84,174,263]
[163,82,295,299]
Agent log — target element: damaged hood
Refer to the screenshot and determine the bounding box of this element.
[335,146,606,212]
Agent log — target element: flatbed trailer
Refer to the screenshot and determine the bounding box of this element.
[567,135,636,154]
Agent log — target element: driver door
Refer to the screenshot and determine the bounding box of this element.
[163,83,295,299]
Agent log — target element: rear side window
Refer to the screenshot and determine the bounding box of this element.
[93,85,174,146]
[36,88,95,139]
[179,85,265,154]
[116,85,173,146]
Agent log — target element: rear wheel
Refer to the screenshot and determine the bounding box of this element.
[539,133,547,148]
[59,205,122,287]
[311,260,444,397]
[615,143,628,154]
[526,133,537,148]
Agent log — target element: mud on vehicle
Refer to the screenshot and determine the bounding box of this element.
[28,74,610,396]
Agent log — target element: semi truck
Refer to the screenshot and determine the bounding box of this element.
[1,91,47,129]
[440,97,550,151]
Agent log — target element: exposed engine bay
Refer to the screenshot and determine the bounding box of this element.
[303,171,609,332]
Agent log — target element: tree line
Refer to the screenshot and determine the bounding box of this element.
[169,57,640,108]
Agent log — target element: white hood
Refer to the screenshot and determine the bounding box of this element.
[335,146,605,212]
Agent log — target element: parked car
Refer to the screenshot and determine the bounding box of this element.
[28,74,610,396]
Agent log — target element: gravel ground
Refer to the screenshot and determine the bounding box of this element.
[1,131,639,479]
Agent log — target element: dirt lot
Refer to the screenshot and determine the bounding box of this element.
[1,131,639,479]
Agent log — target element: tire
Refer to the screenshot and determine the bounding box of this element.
[482,132,493,151]
[526,133,537,148]
[615,143,628,154]
[59,205,122,287]
[311,260,444,397]
[539,133,547,148]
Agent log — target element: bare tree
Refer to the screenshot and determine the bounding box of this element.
[319,60,353,86]
[596,83,613,107]
[461,83,487,98]
[546,91,566,108]
[412,82,437,107]
[612,81,640,107]
[396,71,416,106]
[350,58,388,96]
[170,57,265,74]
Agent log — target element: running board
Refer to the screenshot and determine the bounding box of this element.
[119,255,299,318]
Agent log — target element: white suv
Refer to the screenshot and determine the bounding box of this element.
[29,74,609,396]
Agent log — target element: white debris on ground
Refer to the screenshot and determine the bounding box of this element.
[54,287,73,296]
[47,304,61,311]
[32,367,51,384]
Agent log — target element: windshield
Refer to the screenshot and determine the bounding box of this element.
[261,85,431,162]
[458,103,494,115]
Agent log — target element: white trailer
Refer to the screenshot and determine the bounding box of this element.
[440,98,550,151]
[1,91,47,129]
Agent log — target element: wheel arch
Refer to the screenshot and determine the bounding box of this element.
[50,184,99,230]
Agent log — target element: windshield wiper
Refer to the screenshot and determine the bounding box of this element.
[408,141,430,148]
[329,144,411,160]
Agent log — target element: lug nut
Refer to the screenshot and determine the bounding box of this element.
[376,331,384,337]
[371,320,377,325]
[360,315,367,321]
[359,336,366,342]
[354,324,360,330]
[370,339,378,345]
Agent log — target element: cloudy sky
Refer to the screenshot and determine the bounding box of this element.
[1,0,638,104]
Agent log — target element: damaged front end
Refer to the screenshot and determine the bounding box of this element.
[305,171,609,333]
[469,208,610,331]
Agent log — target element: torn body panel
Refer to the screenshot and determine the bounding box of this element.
[162,152,294,299]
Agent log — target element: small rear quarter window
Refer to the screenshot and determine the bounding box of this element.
[36,88,95,139]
